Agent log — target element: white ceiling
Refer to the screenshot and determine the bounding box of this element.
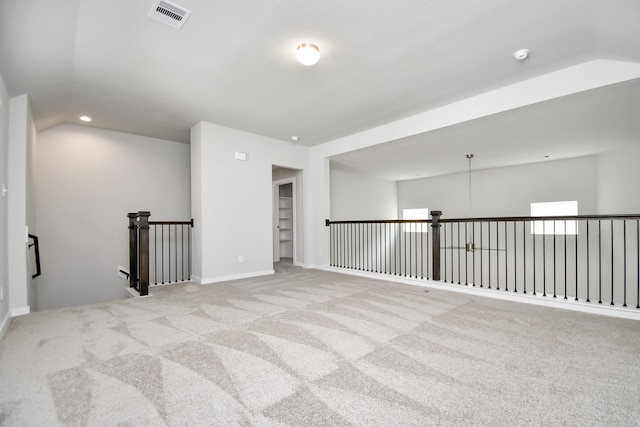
[1,0,639,180]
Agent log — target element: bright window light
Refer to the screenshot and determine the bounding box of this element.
[531,201,578,235]
[403,208,429,233]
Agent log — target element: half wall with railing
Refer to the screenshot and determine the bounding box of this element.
[326,212,640,310]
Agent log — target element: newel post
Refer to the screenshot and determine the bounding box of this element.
[137,211,151,296]
[127,213,138,289]
[430,210,442,281]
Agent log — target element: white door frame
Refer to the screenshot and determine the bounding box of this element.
[273,177,296,263]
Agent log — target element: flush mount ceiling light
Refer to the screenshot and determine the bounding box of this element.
[79,115,92,122]
[513,49,530,61]
[296,43,320,66]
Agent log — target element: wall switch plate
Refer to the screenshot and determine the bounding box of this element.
[1,183,6,197]
[238,255,244,263]
[0,287,3,301]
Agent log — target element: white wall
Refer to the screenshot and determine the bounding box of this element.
[191,121,307,283]
[330,162,398,220]
[0,73,10,335]
[398,156,598,218]
[597,144,640,214]
[36,124,190,310]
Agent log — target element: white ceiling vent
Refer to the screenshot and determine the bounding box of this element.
[148,0,191,29]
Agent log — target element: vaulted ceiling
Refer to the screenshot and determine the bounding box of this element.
[1,0,639,180]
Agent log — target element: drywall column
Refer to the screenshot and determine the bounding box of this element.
[0,74,11,333]
[7,94,32,315]
[304,150,331,268]
[190,122,203,281]
[191,121,307,283]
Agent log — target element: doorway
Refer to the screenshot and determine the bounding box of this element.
[273,177,296,263]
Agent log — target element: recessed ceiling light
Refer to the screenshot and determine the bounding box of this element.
[291,136,300,142]
[295,43,320,66]
[79,115,92,122]
[513,49,529,61]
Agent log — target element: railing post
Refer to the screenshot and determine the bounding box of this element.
[138,211,151,296]
[431,211,443,281]
[127,213,138,290]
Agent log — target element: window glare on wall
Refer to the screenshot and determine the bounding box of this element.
[530,201,578,235]
[403,208,429,233]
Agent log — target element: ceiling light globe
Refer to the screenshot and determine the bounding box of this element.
[296,43,320,66]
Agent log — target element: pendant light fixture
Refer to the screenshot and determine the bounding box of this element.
[296,43,320,66]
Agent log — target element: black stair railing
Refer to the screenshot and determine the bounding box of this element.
[128,211,193,296]
[326,211,640,310]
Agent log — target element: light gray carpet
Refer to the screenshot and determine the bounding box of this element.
[1,261,639,426]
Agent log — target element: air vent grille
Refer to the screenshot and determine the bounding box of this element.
[148,0,191,29]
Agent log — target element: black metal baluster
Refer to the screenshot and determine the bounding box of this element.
[523,221,527,294]
[458,222,461,285]
[472,222,476,286]
[168,225,172,283]
[611,220,614,305]
[532,222,536,296]
[553,220,556,298]
[480,221,484,288]
[597,219,604,303]
[504,221,508,292]
[161,224,165,284]
[623,220,627,307]
[496,220,500,290]
[637,219,639,309]
[513,221,517,293]
[542,221,548,296]
[154,225,158,285]
[586,221,590,303]
[443,222,447,282]
[465,222,468,285]
[384,223,387,274]
[488,222,492,289]
[575,220,579,301]
[564,220,567,300]
[450,222,454,283]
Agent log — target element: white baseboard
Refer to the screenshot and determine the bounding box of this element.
[198,269,275,285]
[10,306,30,317]
[312,266,640,321]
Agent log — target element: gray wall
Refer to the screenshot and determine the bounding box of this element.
[597,144,640,214]
[330,162,398,220]
[397,156,598,218]
[36,124,190,310]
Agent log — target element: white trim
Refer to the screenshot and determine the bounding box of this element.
[312,266,640,321]
[273,177,297,264]
[125,288,153,298]
[199,269,274,285]
[0,310,11,340]
[10,306,30,317]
